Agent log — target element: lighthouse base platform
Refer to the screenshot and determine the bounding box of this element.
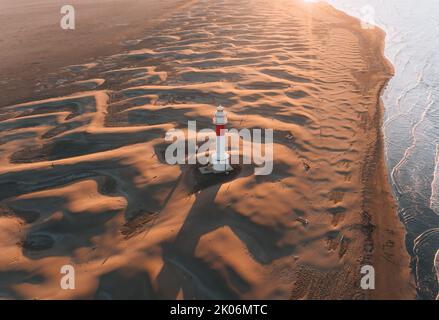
[211,153,233,173]
[198,154,233,175]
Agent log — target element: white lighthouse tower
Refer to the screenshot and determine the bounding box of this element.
[211,105,232,172]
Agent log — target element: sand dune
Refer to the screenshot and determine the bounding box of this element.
[0,0,414,299]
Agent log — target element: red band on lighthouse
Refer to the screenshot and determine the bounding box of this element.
[216,124,225,136]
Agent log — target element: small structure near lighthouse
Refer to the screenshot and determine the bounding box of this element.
[211,105,232,173]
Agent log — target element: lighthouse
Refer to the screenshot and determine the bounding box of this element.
[211,105,232,172]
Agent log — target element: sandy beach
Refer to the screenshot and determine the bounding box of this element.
[0,0,195,107]
[0,0,415,299]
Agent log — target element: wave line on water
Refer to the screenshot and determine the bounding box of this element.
[430,144,439,215]
[390,91,434,196]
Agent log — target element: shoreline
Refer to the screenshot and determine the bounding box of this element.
[303,2,416,299]
[337,7,416,299]
[0,0,415,299]
[325,0,439,299]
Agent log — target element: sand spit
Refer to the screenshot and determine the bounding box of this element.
[0,0,414,299]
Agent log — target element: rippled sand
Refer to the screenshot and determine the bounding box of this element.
[326,0,439,299]
[0,0,414,299]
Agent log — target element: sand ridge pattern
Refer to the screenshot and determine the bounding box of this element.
[0,0,414,299]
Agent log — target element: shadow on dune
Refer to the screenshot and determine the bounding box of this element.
[94,268,155,300]
[0,270,45,300]
[154,165,297,299]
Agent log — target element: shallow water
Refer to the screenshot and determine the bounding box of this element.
[324,0,439,299]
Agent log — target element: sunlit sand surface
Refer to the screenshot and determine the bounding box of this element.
[0,0,414,299]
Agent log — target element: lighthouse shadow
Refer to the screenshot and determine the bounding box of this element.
[155,163,294,299]
[155,164,251,299]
